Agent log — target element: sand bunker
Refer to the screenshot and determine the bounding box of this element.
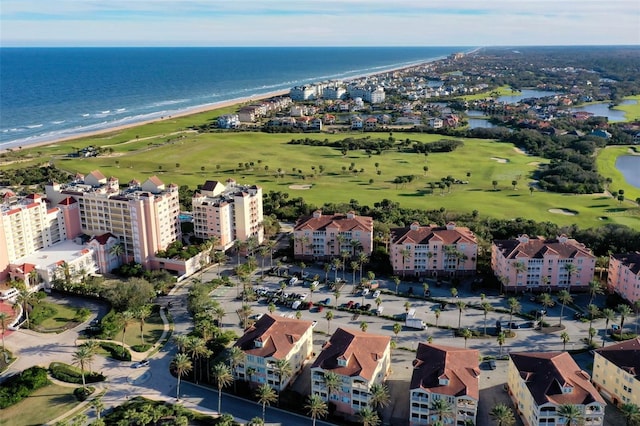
[527,161,541,166]
[548,208,578,216]
[490,157,509,163]
[289,184,312,190]
[514,147,528,155]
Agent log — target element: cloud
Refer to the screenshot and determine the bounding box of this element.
[1,0,638,46]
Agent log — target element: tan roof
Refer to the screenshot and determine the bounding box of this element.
[411,343,480,400]
[294,211,373,233]
[311,327,390,381]
[510,352,604,406]
[494,235,594,260]
[88,170,106,181]
[147,175,164,186]
[595,337,640,380]
[391,222,477,245]
[234,314,312,360]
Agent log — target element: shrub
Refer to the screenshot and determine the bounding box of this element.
[130,344,152,353]
[49,362,105,384]
[74,307,91,322]
[74,386,95,401]
[99,342,132,361]
[29,303,57,326]
[0,366,50,408]
[611,332,638,341]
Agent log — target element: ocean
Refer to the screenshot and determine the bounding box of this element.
[0,47,467,148]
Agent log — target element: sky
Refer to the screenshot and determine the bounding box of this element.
[1,0,639,47]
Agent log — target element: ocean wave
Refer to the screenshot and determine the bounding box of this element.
[81,113,90,117]
[116,108,126,112]
[52,120,66,124]
[149,99,190,107]
[26,124,43,129]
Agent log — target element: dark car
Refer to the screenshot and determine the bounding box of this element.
[354,302,361,310]
[323,298,332,305]
[508,322,518,329]
[573,312,584,320]
[488,360,497,370]
[364,303,371,311]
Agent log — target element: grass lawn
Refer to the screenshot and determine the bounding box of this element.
[2,96,639,230]
[120,311,165,348]
[30,300,80,332]
[615,94,640,122]
[0,383,79,426]
[596,145,640,202]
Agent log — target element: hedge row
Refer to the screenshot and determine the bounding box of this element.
[0,366,50,409]
[49,362,106,384]
[99,342,132,361]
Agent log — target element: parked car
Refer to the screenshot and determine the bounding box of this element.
[488,360,497,370]
[362,288,370,296]
[132,359,150,368]
[364,303,371,311]
[317,305,324,313]
[292,300,302,310]
[373,290,381,299]
[312,320,318,328]
[354,302,361,310]
[322,297,331,305]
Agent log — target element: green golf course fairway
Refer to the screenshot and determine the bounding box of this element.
[33,129,637,229]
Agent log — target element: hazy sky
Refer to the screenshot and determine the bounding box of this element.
[2,0,639,47]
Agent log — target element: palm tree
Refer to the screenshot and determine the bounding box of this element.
[119,311,134,350]
[331,258,342,283]
[557,290,573,327]
[563,263,577,294]
[358,407,380,426]
[587,304,600,345]
[268,302,276,314]
[430,398,454,424]
[393,322,402,341]
[358,252,369,283]
[393,276,401,295]
[212,363,233,414]
[0,312,8,351]
[588,280,604,306]
[322,371,340,404]
[561,331,570,350]
[227,347,245,393]
[305,394,328,426]
[274,358,292,394]
[213,251,227,276]
[602,308,615,347]
[400,248,411,278]
[14,287,37,328]
[90,397,105,420]
[134,304,151,346]
[360,321,368,333]
[450,287,458,303]
[340,250,350,281]
[309,282,317,303]
[255,384,277,423]
[173,334,190,353]
[557,404,584,426]
[172,353,193,400]
[539,293,554,328]
[434,308,441,327]
[618,304,633,334]
[109,242,125,266]
[323,263,331,285]
[350,261,358,286]
[214,306,226,328]
[333,289,341,306]
[481,302,493,335]
[461,328,472,348]
[456,301,467,329]
[497,331,506,355]
[325,310,334,334]
[620,403,640,426]
[489,403,516,426]
[72,345,95,392]
[369,383,390,416]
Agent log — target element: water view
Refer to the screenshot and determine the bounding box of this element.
[497,89,559,104]
[615,155,640,189]
[571,100,636,122]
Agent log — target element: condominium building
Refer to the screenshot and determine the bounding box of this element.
[311,327,391,416]
[409,343,480,426]
[192,179,263,251]
[293,210,373,261]
[0,192,69,282]
[46,171,181,270]
[491,235,596,293]
[507,352,605,426]
[390,222,478,278]
[592,337,640,407]
[607,252,640,303]
[233,314,313,391]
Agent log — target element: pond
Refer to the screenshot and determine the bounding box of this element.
[497,89,560,104]
[468,118,499,129]
[571,101,634,122]
[466,110,485,117]
[615,155,640,189]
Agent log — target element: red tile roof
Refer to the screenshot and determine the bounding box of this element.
[494,235,594,260]
[147,176,164,186]
[91,233,117,246]
[611,252,640,275]
[311,327,390,381]
[88,170,106,181]
[411,343,480,400]
[294,211,373,233]
[59,197,78,205]
[510,352,604,406]
[391,222,477,245]
[595,337,640,380]
[234,314,313,360]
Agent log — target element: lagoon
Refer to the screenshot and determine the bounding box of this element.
[497,89,559,104]
[572,101,635,122]
[615,155,640,189]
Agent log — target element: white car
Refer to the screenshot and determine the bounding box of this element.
[132,359,149,368]
[312,320,318,328]
[373,290,381,299]
[362,288,370,296]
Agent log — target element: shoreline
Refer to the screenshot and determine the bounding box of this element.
[1,48,480,153]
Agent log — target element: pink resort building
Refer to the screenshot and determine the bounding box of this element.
[293,210,373,261]
[232,314,314,391]
[491,234,596,293]
[607,252,640,304]
[409,343,480,426]
[192,179,264,251]
[389,222,478,278]
[310,327,391,417]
